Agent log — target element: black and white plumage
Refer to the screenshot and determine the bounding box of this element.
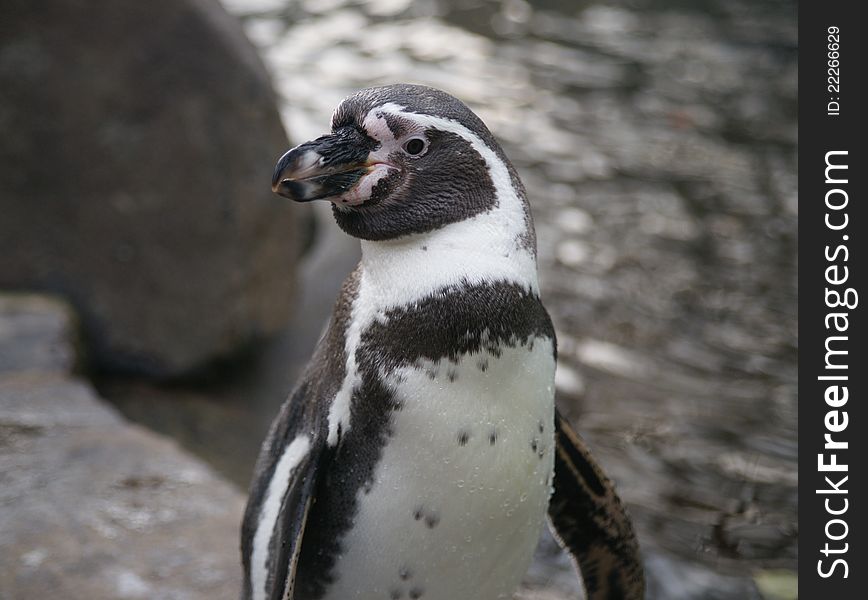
[241,84,644,600]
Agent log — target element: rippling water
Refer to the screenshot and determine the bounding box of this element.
[106,0,797,597]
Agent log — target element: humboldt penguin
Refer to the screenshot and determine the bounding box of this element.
[241,83,644,600]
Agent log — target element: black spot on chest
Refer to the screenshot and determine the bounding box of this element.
[409,586,425,599]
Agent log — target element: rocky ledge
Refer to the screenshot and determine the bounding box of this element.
[0,294,245,599]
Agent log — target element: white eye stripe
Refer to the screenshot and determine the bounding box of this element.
[375,103,481,151]
[361,109,400,143]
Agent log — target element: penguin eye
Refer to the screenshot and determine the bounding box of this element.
[403,137,427,156]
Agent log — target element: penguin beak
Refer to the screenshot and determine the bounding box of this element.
[271,127,374,203]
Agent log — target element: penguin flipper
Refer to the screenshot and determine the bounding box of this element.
[269,442,321,600]
[240,377,329,600]
[548,409,645,600]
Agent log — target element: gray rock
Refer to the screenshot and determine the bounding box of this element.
[0,377,246,599]
[0,294,79,376]
[0,295,245,599]
[0,0,300,377]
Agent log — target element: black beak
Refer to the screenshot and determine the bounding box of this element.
[272,127,375,202]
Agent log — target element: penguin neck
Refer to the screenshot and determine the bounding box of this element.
[358,202,539,309]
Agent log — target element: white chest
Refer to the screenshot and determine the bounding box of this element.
[320,337,556,600]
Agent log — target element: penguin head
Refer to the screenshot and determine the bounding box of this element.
[272,84,523,241]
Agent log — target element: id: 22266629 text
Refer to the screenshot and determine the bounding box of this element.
[827,26,841,115]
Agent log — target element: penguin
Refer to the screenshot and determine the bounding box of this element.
[240,84,644,600]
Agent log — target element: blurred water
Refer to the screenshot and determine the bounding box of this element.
[104,0,797,597]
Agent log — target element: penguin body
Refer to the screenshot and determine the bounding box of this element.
[241,84,644,600]
[296,282,555,600]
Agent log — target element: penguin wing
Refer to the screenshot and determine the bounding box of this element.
[242,270,362,600]
[240,376,330,600]
[268,436,322,600]
[548,409,645,600]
